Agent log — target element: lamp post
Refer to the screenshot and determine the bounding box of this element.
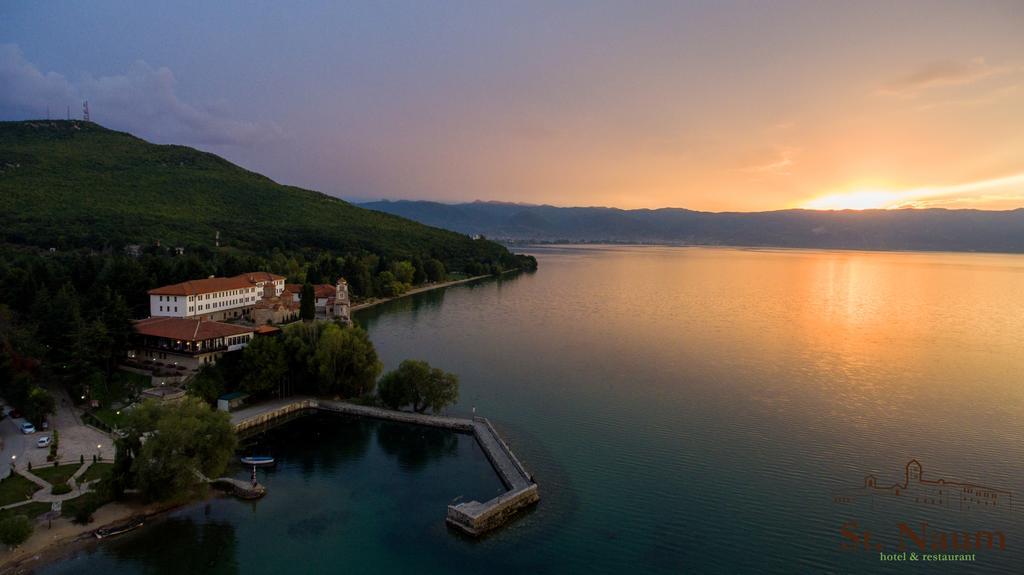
[10,454,15,472]
[96,444,102,462]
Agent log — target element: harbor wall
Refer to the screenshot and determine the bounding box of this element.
[232,398,539,536]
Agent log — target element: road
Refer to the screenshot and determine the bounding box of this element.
[1,385,115,470]
[0,411,31,472]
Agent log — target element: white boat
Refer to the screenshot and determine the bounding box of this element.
[240,456,275,466]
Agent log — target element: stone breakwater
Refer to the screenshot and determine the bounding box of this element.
[230,398,539,536]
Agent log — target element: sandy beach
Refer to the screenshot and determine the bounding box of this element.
[0,496,214,574]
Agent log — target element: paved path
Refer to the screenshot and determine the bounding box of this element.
[0,461,97,510]
[471,419,531,490]
[350,275,492,312]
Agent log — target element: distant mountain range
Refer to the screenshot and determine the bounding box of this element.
[360,200,1024,253]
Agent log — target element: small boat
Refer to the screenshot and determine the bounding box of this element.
[95,517,144,539]
[240,455,275,466]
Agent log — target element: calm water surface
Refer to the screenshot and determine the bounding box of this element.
[39,246,1024,574]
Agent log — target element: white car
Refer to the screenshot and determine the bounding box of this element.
[36,436,51,448]
[19,422,35,434]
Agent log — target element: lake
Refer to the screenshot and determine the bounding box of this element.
[38,245,1024,573]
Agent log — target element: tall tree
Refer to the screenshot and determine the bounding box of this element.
[299,282,316,321]
[313,323,381,397]
[424,259,446,283]
[124,398,237,502]
[239,335,287,397]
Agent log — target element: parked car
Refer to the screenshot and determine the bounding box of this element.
[36,436,51,448]
[19,422,35,434]
[10,409,22,419]
[41,420,49,430]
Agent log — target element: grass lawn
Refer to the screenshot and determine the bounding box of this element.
[0,501,52,522]
[88,407,126,430]
[32,463,82,487]
[0,473,42,506]
[80,463,113,484]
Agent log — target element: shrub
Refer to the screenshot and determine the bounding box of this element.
[0,515,32,546]
[51,483,72,495]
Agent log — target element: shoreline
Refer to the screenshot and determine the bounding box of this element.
[350,274,493,312]
[3,271,520,571]
[0,493,220,574]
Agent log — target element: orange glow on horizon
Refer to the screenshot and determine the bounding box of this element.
[798,172,1024,211]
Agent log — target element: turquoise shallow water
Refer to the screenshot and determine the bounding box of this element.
[37,246,1024,573]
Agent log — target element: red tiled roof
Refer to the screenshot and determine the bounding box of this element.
[254,325,282,335]
[313,285,335,298]
[133,317,253,341]
[283,284,335,298]
[148,271,283,296]
[233,272,285,283]
[148,276,255,296]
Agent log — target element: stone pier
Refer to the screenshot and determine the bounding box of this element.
[231,398,539,535]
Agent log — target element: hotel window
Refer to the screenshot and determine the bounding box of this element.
[159,306,163,312]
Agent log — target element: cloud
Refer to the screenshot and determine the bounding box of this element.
[0,44,282,147]
[879,57,1007,96]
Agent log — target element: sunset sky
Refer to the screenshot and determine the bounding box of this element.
[2,1,1023,211]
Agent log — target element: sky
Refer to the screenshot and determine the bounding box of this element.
[2,1,1023,212]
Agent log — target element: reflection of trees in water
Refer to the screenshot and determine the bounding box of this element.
[109,518,239,575]
[249,413,373,476]
[284,507,350,541]
[375,422,459,471]
[355,288,447,332]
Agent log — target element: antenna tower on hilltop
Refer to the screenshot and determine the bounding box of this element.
[83,101,90,122]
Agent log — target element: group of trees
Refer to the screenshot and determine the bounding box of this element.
[188,321,383,402]
[0,306,56,426]
[338,254,447,299]
[378,360,459,414]
[111,398,237,502]
[0,240,510,417]
[185,321,460,415]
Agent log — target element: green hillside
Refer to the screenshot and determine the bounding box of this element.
[0,120,518,271]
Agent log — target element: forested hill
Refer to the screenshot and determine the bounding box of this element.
[0,120,524,272]
[362,200,1024,254]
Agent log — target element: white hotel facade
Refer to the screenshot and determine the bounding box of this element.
[148,272,285,321]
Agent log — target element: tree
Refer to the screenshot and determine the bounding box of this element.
[424,259,446,283]
[2,372,32,410]
[0,515,32,546]
[299,282,316,321]
[23,386,55,427]
[342,255,375,298]
[187,364,226,405]
[377,359,459,414]
[314,323,381,397]
[239,335,287,397]
[123,398,237,502]
[389,261,415,285]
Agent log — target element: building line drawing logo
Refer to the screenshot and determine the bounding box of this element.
[832,459,1013,512]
